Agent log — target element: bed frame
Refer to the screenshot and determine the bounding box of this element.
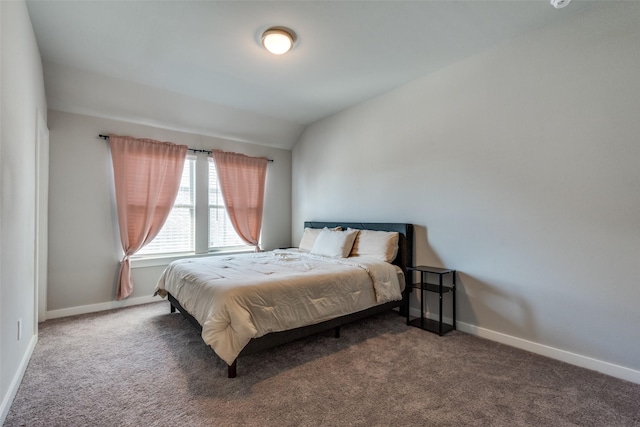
[167,222,414,378]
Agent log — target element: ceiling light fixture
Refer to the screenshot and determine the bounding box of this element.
[550,0,571,8]
[261,27,295,55]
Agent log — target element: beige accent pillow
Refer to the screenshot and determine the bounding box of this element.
[349,228,400,262]
[299,226,341,251]
[310,228,359,258]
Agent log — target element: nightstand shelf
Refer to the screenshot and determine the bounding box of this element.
[408,317,455,335]
[407,266,456,336]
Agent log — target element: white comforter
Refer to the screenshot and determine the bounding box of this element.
[155,249,402,365]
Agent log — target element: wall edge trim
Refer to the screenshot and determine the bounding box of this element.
[408,307,639,384]
[0,335,38,425]
[457,321,640,385]
[45,295,161,320]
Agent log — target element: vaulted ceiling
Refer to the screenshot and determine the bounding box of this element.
[26,0,595,148]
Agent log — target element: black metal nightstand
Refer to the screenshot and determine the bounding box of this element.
[407,266,456,336]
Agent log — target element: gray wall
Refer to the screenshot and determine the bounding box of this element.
[292,3,640,378]
[0,0,48,421]
[47,110,292,313]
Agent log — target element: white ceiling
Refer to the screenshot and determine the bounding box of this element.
[26,0,595,149]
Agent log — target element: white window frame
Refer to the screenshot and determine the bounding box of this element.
[131,153,252,268]
[136,155,196,256]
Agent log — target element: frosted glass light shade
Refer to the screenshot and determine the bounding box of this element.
[262,28,294,55]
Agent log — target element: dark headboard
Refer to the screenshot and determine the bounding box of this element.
[303,222,414,291]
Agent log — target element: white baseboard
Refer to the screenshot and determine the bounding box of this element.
[409,308,640,385]
[0,335,38,425]
[457,321,640,385]
[46,295,161,320]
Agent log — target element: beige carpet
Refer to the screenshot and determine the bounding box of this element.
[4,302,640,426]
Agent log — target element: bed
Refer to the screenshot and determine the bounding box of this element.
[156,222,414,377]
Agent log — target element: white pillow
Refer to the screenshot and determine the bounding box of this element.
[298,227,341,251]
[348,228,399,262]
[310,228,359,258]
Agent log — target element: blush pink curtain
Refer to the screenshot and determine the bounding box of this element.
[212,150,268,251]
[109,135,188,300]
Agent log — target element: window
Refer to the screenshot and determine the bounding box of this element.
[138,158,196,255]
[137,154,248,256]
[209,159,246,249]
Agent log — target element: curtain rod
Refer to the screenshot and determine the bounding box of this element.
[98,134,273,162]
